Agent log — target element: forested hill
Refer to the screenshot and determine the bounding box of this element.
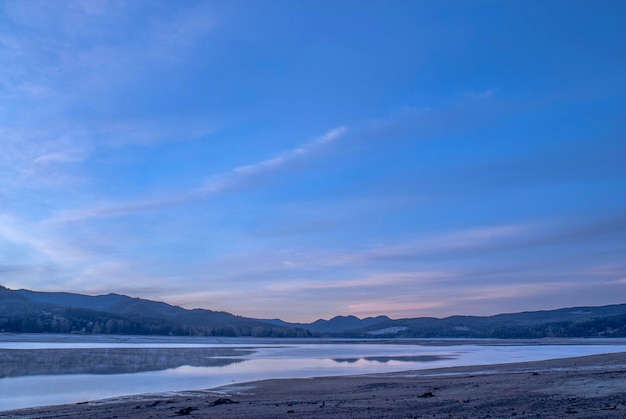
[0,285,311,337]
[1,285,625,338]
[336,305,626,338]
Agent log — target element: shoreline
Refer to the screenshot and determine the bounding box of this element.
[3,352,626,418]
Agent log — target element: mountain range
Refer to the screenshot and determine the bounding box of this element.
[1,285,625,338]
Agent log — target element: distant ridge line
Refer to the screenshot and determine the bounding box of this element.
[1,285,625,338]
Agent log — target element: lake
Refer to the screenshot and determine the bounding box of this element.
[1,334,625,411]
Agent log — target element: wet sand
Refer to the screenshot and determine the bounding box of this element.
[3,352,626,418]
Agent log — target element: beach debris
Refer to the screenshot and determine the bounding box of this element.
[175,406,195,415]
[418,391,435,398]
[148,399,174,408]
[209,397,239,406]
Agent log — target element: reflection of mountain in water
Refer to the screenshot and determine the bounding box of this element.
[0,347,253,378]
[333,355,456,364]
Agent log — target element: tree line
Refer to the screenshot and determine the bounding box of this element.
[0,306,312,337]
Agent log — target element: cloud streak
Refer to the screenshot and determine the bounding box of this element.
[48,127,347,223]
[301,213,626,268]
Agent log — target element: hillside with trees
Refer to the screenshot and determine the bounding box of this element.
[2,285,625,338]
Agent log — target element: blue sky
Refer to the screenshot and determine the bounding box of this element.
[1,1,625,321]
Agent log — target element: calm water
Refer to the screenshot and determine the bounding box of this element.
[1,334,625,411]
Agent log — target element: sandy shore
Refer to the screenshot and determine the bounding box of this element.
[3,352,626,418]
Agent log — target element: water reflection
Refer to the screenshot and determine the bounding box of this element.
[332,355,456,364]
[1,340,624,412]
[0,347,252,377]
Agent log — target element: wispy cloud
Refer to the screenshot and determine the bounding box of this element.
[263,270,452,293]
[305,213,626,268]
[0,214,90,273]
[232,127,345,176]
[275,224,532,269]
[33,152,85,165]
[0,1,219,192]
[48,126,347,223]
